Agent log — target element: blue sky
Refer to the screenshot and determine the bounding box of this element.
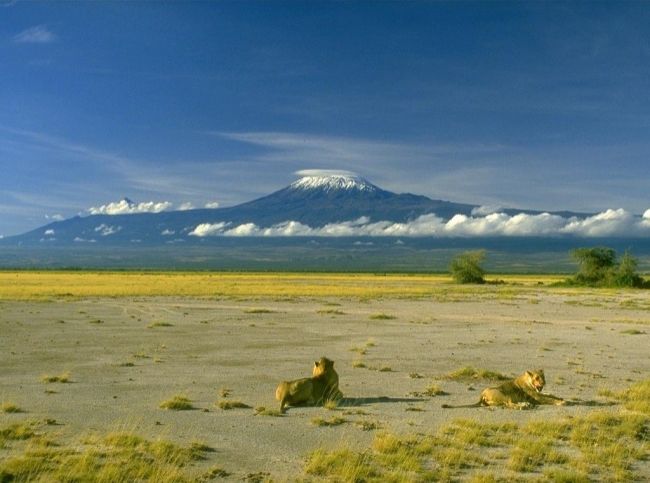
[1,1,649,236]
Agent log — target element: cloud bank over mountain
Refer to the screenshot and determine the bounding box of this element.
[89,199,172,215]
[190,208,650,238]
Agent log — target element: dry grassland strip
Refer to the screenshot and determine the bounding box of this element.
[0,271,565,300]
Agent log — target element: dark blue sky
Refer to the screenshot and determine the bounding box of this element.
[1,1,649,236]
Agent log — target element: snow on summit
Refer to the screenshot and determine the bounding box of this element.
[291,169,377,192]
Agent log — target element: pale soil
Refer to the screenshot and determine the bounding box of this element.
[1,290,649,480]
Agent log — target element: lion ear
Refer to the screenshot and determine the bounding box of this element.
[537,369,544,375]
[314,361,320,367]
[525,370,533,377]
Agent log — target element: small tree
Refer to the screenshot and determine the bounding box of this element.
[450,250,486,284]
[571,247,616,285]
[569,247,646,288]
[611,250,645,288]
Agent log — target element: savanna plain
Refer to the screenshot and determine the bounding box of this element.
[1,271,649,482]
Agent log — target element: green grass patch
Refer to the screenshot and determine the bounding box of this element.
[147,321,174,328]
[0,427,212,481]
[603,379,650,414]
[301,381,650,481]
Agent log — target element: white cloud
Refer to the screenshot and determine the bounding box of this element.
[74,237,96,243]
[44,229,55,235]
[13,25,57,43]
[189,222,231,237]
[178,202,195,211]
[189,209,650,238]
[94,224,121,236]
[161,229,175,236]
[88,199,172,215]
[471,205,503,216]
[560,209,635,237]
[45,214,64,221]
[204,201,220,209]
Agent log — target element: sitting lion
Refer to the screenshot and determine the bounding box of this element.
[275,357,343,413]
[442,369,565,409]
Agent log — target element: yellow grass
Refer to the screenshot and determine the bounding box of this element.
[0,271,565,300]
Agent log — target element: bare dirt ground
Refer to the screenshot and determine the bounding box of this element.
[1,290,649,480]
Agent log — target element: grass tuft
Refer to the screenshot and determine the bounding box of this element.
[317,309,346,315]
[40,372,70,384]
[369,313,396,320]
[244,308,275,314]
[355,420,382,431]
[1,402,22,414]
[159,395,194,410]
[217,400,250,410]
[254,406,283,417]
[423,383,449,397]
[147,321,173,328]
[311,416,348,427]
[444,366,509,381]
[620,328,646,335]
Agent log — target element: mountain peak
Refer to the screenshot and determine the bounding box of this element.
[290,169,377,193]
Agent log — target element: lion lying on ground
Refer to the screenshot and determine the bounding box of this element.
[442,369,565,409]
[275,357,343,413]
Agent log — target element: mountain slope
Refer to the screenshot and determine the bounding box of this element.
[1,172,591,246]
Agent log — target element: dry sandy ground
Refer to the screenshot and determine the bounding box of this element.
[1,291,649,479]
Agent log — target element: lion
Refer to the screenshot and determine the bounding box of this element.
[442,369,566,409]
[275,357,343,413]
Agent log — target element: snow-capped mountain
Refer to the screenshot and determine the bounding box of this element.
[290,170,377,192]
[1,171,592,246]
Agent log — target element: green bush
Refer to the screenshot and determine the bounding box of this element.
[449,250,486,284]
[568,247,646,288]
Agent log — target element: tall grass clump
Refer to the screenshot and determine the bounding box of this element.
[159,395,194,411]
[1,402,21,414]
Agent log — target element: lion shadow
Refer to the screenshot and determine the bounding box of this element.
[336,396,428,407]
[564,399,618,407]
